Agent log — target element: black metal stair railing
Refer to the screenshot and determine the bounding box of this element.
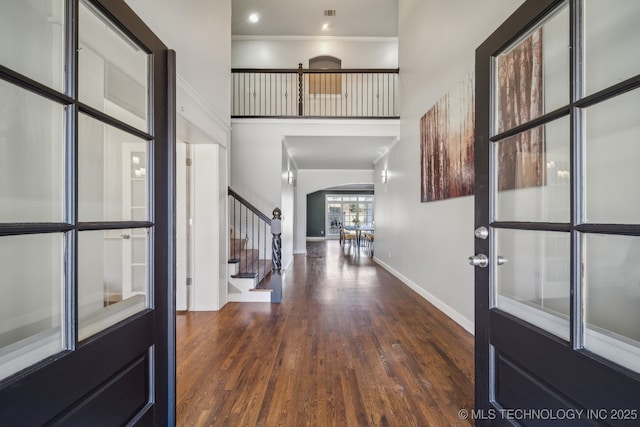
[228,188,282,302]
[231,64,399,119]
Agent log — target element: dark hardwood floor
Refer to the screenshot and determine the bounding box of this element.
[176,241,474,426]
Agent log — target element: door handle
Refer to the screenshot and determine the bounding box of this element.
[121,234,131,240]
[474,226,489,240]
[468,254,489,268]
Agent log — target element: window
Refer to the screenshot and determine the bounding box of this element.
[325,195,374,237]
[308,55,342,95]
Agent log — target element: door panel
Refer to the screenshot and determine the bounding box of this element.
[0,0,173,424]
[0,312,153,425]
[475,0,640,425]
[55,355,149,426]
[491,311,640,417]
[494,355,578,427]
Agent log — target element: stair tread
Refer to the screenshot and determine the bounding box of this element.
[231,272,258,279]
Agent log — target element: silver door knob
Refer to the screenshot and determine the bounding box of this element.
[474,226,489,240]
[497,256,508,265]
[468,254,489,268]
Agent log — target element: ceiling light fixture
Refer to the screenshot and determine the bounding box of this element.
[322,23,329,31]
[249,13,259,23]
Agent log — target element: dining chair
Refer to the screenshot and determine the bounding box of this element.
[339,222,357,247]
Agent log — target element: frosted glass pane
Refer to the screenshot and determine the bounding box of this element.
[78,229,149,341]
[132,208,146,222]
[495,117,570,222]
[584,88,640,224]
[78,113,149,222]
[0,233,65,380]
[0,80,65,222]
[132,265,146,293]
[495,229,570,340]
[584,0,640,96]
[79,1,148,131]
[583,234,640,372]
[131,179,146,208]
[495,3,569,134]
[0,0,65,91]
[132,237,145,264]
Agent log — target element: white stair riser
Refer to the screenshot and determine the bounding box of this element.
[227,264,271,302]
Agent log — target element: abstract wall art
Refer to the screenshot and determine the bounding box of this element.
[420,71,475,202]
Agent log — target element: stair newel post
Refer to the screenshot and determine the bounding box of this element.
[297,63,303,117]
[270,207,283,303]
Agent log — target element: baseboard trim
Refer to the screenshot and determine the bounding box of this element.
[373,257,474,335]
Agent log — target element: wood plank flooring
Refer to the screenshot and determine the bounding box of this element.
[176,241,474,426]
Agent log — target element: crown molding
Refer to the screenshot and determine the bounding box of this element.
[176,74,231,133]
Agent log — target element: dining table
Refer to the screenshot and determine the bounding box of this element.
[343,225,374,247]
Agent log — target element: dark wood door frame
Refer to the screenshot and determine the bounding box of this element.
[474,1,565,415]
[0,1,175,424]
[475,0,640,425]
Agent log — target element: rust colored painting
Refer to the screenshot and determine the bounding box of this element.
[420,71,475,202]
[496,28,544,191]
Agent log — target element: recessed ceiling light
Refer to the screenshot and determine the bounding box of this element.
[322,23,329,31]
[249,13,259,23]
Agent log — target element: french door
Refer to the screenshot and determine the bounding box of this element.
[0,1,175,425]
[474,0,640,425]
[325,194,374,238]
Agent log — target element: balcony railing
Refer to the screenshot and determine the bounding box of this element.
[231,64,399,119]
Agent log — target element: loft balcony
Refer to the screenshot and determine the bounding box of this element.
[231,64,399,119]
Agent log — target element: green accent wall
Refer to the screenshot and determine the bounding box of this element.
[306,190,374,237]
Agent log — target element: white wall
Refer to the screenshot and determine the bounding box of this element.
[230,121,290,270]
[295,169,375,254]
[176,142,188,310]
[232,37,398,68]
[281,149,297,269]
[192,144,221,310]
[126,0,231,124]
[230,122,283,215]
[218,144,229,308]
[374,0,525,333]
[125,0,232,148]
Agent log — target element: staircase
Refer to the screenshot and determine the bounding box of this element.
[228,236,272,302]
[228,188,282,303]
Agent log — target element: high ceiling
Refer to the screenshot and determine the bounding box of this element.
[232,0,398,38]
[233,0,399,174]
